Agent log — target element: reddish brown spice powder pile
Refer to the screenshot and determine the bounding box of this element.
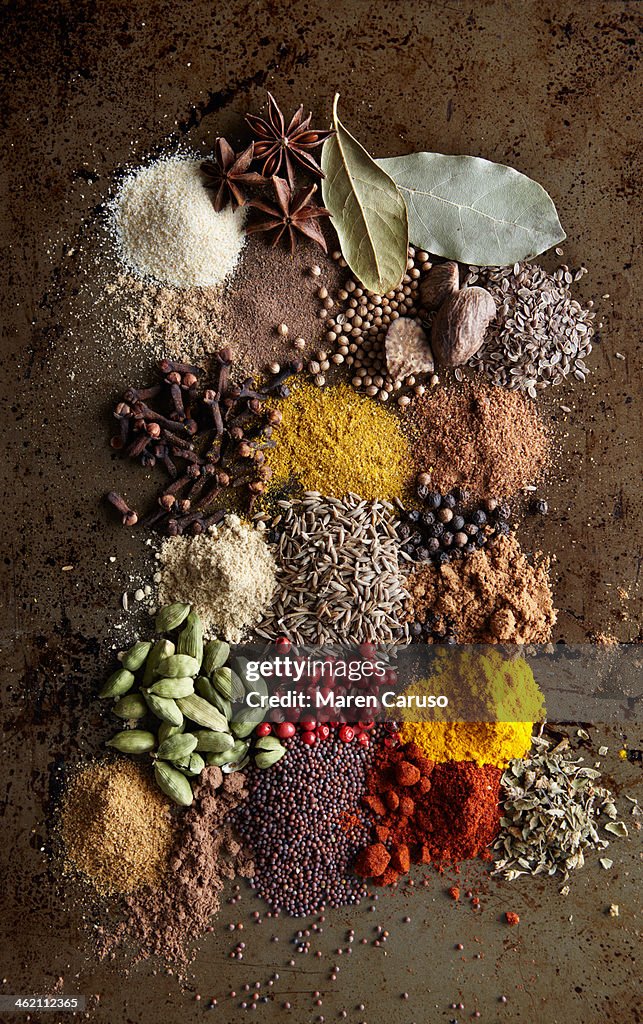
[410,380,551,497]
[406,533,556,644]
[355,742,501,885]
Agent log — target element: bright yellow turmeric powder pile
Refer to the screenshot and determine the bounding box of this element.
[399,649,545,768]
[267,382,412,501]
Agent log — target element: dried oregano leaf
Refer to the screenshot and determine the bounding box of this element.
[321,94,408,294]
[377,151,566,266]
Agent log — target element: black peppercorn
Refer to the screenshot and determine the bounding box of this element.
[496,503,511,520]
[427,537,441,554]
[398,523,412,540]
[426,491,442,509]
[441,492,457,509]
[416,485,430,501]
[530,498,548,515]
[436,551,450,566]
[442,531,454,547]
[416,547,430,561]
[428,522,444,539]
[407,509,421,524]
[454,531,468,547]
[464,523,478,536]
[437,507,454,524]
[452,515,465,532]
[421,510,436,527]
[472,509,487,526]
[475,533,486,547]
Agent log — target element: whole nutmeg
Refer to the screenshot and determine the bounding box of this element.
[419,261,460,311]
[431,286,497,367]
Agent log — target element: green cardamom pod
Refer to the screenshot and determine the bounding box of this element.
[210,691,233,720]
[112,693,148,720]
[254,736,285,752]
[231,705,264,739]
[142,639,175,686]
[121,640,153,672]
[202,639,230,675]
[177,611,204,664]
[176,752,205,778]
[212,667,245,702]
[157,720,185,743]
[193,730,235,753]
[195,676,218,703]
[156,732,198,762]
[157,653,201,679]
[206,740,248,767]
[149,677,195,699]
[106,729,156,754]
[144,691,184,726]
[154,761,193,806]
[222,755,250,773]
[255,747,286,769]
[177,694,229,732]
[155,602,191,634]
[99,668,135,699]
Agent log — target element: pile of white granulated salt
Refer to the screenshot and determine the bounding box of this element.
[112,156,246,288]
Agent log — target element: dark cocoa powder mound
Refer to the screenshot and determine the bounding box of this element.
[97,766,253,968]
[219,232,342,375]
[410,379,551,497]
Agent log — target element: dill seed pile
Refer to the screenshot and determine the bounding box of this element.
[61,759,174,895]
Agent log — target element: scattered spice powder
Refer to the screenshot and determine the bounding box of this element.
[61,759,174,896]
[406,533,556,644]
[98,767,253,967]
[265,382,412,502]
[155,515,276,642]
[355,743,501,885]
[410,380,551,497]
[399,650,545,767]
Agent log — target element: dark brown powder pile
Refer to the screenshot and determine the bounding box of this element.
[410,380,551,497]
[219,232,342,375]
[406,533,556,644]
[61,759,174,896]
[98,766,253,967]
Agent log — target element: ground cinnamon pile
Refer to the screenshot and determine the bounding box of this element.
[410,380,551,497]
[98,766,253,967]
[61,759,174,896]
[355,742,501,885]
[406,533,556,643]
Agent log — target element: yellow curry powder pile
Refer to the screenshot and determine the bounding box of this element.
[399,649,546,768]
[61,759,174,895]
[267,382,412,501]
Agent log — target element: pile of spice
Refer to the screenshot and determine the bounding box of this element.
[317,247,433,403]
[112,156,246,288]
[493,736,625,884]
[398,650,545,768]
[406,533,556,644]
[98,767,253,966]
[155,516,276,642]
[355,743,501,885]
[466,261,595,394]
[256,493,410,644]
[265,382,411,502]
[235,735,376,916]
[410,380,551,498]
[61,759,174,895]
[397,486,510,569]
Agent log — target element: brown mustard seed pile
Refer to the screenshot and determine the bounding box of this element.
[61,759,174,895]
[410,379,551,497]
[319,247,433,404]
[406,533,556,644]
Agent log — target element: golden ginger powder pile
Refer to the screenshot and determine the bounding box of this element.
[61,759,174,896]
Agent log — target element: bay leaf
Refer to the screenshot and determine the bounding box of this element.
[321,94,408,293]
[377,151,565,266]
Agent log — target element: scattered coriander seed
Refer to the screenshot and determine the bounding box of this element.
[310,265,322,277]
[293,337,306,350]
[277,323,289,336]
[318,286,329,299]
[269,362,281,375]
[314,374,326,388]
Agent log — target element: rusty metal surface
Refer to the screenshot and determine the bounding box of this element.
[1,2,641,1022]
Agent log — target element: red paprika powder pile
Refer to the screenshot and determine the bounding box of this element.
[354,742,501,885]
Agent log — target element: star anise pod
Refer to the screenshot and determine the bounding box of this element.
[247,176,331,254]
[245,92,334,188]
[201,138,265,212]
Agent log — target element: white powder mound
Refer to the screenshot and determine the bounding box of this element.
[113,156,246,288]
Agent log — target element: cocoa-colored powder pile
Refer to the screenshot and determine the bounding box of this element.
[61,759,174,896]
[218,233,342,375]
[410,380,551,497]
[406,533,556,644]
[98,766,253,967]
